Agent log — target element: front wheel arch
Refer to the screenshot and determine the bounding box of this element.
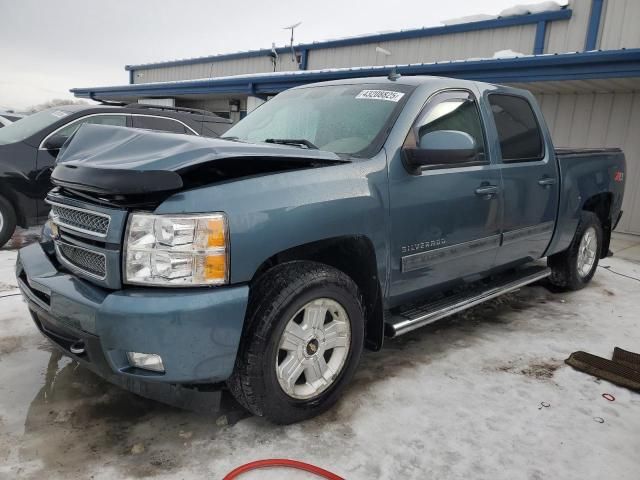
[249,235,385,351]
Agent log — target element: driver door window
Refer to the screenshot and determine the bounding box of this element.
[409,91,487,165]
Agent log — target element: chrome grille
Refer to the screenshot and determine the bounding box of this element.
[50,203,110,237]
[57,242,107,279]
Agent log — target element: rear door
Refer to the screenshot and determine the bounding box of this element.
[485,92,560,267]
[388,89,501,305]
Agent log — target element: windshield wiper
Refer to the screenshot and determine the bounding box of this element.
[264,138,318,149]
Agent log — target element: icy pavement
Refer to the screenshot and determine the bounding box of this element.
[0,232,638,480]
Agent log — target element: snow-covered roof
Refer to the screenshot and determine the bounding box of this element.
[442,1,565,26]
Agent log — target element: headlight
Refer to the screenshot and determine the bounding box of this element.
[124,212,228,286]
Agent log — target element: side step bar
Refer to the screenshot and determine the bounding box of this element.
[385,265,551,337]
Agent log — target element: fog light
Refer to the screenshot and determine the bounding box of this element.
[126,352,165,372]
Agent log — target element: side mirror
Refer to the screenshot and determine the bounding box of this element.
[43,134,68,150]
[402,130,478,173]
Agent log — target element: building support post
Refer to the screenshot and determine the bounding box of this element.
[533,21,547,55]
[585,0,605,51]
[246,96,266,114]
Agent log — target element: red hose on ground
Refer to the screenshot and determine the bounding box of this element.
[223,459,345,480]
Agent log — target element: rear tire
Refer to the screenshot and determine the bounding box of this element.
[548,211,602,291]
[0,195,17,248]
[227,261,364,424]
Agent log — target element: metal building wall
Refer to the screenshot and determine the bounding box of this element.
[128,4,596,84]
[132,55,299,84]
[133,23,540,84]
[535,91,640,234]
[599,0,640,50]
[306,25,538,70]
[545,0,592,53]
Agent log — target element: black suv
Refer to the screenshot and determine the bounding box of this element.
[0,103,231,246]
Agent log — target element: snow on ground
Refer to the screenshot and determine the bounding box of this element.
[0,232,639,479]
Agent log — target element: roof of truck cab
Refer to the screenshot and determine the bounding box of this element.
[291,75,511,94]
[292,75,452,88]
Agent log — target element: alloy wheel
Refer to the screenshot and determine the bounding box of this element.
[275,298,351,400]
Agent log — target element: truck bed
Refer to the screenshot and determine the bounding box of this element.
[555,147,622,158]
[546,146,626,258]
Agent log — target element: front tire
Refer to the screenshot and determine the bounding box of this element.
[0,195,17,248]
[548,211,602,291]
[227,261,364,424]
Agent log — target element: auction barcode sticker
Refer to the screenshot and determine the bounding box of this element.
[356,90,405,102]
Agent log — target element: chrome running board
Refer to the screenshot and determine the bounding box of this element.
[385,265,551,337]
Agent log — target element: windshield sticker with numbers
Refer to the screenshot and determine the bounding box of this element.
[355,90,405,102]
[51,110,70,118]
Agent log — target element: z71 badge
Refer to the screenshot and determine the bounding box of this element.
[402,238,446,254]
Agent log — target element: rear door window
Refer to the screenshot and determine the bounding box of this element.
[131,116,194,135]
[488,94,544,162]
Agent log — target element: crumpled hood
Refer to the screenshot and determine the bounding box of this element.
[51,124,346,196]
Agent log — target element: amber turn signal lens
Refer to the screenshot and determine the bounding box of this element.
[204,254,226,281]
[207,218,226,248]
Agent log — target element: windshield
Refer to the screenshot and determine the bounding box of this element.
[0,108,73,145]
[223,83,413,156]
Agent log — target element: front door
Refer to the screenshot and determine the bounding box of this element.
[388,90,501,306]
[485,92,560,267]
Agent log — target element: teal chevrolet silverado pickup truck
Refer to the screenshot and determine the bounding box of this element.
[17,75,625,423]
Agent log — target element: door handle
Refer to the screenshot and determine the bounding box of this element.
[475,185,498,198]
[538,177,557,187]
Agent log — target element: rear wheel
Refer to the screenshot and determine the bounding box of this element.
[227,261,364,424]
[0,195,17,248]
[548,211,602,291]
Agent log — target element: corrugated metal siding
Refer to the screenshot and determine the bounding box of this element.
[535,91,640,234]
[131,23,540,83]
[132,55,299,84]
[599,0,640,50]
[306,25,537,70]
[545,0,591,52]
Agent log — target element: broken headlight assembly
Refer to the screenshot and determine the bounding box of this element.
[124,213,228,286]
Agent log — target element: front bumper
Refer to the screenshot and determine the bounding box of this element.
[16,242,249,384]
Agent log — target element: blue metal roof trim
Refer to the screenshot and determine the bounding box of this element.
[585,0,604,51]
[124,9,572,72]
[73,49,640,99]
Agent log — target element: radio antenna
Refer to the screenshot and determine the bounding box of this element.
[283,22,302,63]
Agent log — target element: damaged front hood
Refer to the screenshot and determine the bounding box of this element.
[51,124,347,196]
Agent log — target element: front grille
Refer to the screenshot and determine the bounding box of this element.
[57,242,107,278]
[50,203,110,236]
